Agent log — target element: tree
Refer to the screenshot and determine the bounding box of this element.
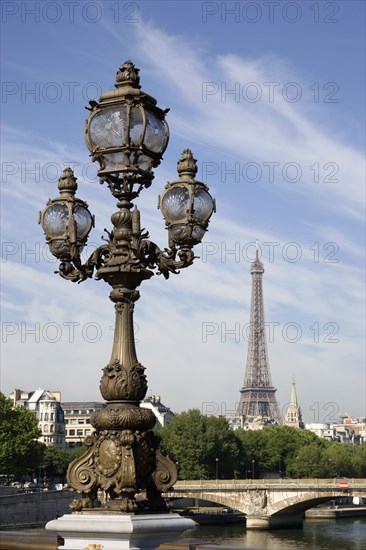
[43,445,70,480]
[322,442,360,478]
[42,442,90,481]
[263,425,326,476]
[159,409,241,479]
[351,443,366,477]
[286,444,326,478]
[234,429,268,477]
[158,410,365,481]
[0,393,45,479]
[236,425,327,478]
[68,445,87,462]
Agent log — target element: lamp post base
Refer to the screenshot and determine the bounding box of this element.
[46,512,196,550]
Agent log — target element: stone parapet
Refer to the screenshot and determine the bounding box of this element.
[0,491,74,529]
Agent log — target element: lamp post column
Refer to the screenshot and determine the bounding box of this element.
[41,61,215,518]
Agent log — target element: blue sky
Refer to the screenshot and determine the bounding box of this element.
[1,0,365,423]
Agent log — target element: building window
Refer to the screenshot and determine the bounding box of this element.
[78,419,85,424]
[69,429,75,436]
[70,419,76,425]
[85,419,91,424]
[44,424,48,432]
[85,430,91,436]
[77,429,83,437]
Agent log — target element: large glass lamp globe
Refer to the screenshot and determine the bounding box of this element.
[159,150,215,247]
[84,60,169,187]
[40,168,94,261]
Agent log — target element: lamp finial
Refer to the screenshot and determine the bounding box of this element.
[115,59,141,88]
[177,149,198,179]
[57,167,77,196]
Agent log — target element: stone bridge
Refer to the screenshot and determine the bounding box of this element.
[165,478,366,529]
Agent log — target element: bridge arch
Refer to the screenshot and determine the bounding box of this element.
[167,479,366,529]
[171,492,243,512]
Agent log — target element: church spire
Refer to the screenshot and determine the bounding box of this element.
[284,377,304,429]
[290,377,299,407]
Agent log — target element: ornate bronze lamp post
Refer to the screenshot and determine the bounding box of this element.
[40,60,215,514]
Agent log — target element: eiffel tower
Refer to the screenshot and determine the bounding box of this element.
[237,245,282,424]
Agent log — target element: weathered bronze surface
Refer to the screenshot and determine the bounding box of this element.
[40,61,214,514]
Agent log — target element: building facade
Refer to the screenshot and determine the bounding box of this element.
[10,389,66,448]
[141,395,174,429]
[9,391,174,448]
[62,401,105,449]
[306,416,366,444]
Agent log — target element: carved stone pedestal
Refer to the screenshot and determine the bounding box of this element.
[46,512,196,550]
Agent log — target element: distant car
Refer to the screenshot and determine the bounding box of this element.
[23,482,36,490]
[11,481,22,489]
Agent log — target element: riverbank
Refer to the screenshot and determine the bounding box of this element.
[305,505,366,519]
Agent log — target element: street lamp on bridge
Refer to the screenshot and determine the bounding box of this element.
[40,60,215,515]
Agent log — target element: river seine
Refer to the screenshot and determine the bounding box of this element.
[183,518,366,549]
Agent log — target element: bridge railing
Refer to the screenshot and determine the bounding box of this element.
[172,478,366,490]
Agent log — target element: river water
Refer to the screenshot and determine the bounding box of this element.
[182,518,366,549]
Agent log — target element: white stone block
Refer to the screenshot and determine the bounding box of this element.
[46,512,196,550]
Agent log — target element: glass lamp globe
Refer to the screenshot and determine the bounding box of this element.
[159,150,215,247]
[40,168,94,261]
[84,60,169,188]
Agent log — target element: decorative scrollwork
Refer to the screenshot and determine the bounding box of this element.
[151,451,178,491]
[55,206,197,283]
[139,240,195,279]
[67,435,97,494]
[57,242,113,283]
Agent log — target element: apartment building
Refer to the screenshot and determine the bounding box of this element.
[62,401,105,448]
[141,395,174,429]
[9,390,173,449]
[10,388,66,448]
[305,416,366,444]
